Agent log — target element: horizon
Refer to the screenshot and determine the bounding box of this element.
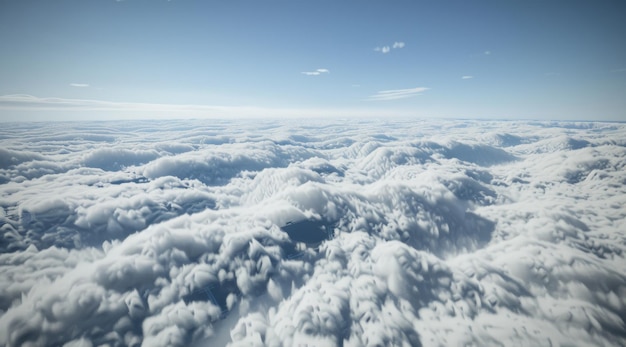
[1,0,625,122]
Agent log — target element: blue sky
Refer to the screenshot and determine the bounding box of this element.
[1,0,625,121]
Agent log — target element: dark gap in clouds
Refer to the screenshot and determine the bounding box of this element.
[490,133,527,147]
[443,177,497,205]
[564,158,610,184]
[281,219,335,245]
[83,148,161,171]
[0,148,46,169]
[442,142,518,166]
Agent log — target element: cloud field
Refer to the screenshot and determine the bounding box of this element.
[0,119,625,346]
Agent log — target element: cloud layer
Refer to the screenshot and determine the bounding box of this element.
[1,119,625,346]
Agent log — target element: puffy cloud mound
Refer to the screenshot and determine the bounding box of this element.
[1,119,625,346]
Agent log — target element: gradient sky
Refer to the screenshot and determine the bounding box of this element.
[1,0,625,121]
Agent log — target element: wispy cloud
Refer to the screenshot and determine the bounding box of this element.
[470,50,492,58]
[301,68,330,76]
[374,41,405,54]
[368,87,429,101]
[462,76,474,79]
[0,94,421,120]
[69,83,89,88]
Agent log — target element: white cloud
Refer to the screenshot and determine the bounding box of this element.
[0,94,426,121]
[375,41,404,54]
[0,120,625,346]
[368,87,429,101]
[301,68,329,76]
[462,75,474,79]
[70,83,89,88]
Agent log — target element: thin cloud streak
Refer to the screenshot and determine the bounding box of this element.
[368,87,429,101]
[301,68,329,76]
[70,83,89,88]
[0,94,420,120]
[462,76,473,79]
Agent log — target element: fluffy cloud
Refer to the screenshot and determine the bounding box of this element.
[368,87,429,101]
[0,119,625,346]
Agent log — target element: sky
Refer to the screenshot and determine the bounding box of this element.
[0,0,625,121]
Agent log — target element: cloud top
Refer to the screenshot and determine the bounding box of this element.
[0,120,625,346]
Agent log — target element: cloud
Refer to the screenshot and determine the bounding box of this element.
[375,41,405,54]
[484,50,491,55]
[0,94,417,121]
[462,75,474,79]
[1,119,626,347]
[70,83,89,88]
[301,68,330,76]
[367,87,429,101]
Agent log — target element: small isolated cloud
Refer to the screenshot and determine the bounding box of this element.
[70,83,89,88]
[484,50,491,55]
[301,68,330,76]
[375,41,405,54]
[462,76,473,80]
[368,87,429,101]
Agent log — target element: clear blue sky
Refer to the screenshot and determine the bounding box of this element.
[1,0,625,121]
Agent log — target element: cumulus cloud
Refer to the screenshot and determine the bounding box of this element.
[301,68,330,76]
[1,119,625,346]
[367,87,429,101]
[374,41,405,54]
